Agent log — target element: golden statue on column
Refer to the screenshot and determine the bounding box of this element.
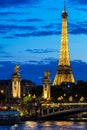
[12,65,21,99]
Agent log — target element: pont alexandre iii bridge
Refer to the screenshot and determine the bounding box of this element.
[36,103,87,121]
[10,102,87,121]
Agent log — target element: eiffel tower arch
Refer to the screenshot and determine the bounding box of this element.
[53,4,75,86]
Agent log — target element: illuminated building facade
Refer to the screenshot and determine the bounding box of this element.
[53,4,75,86]
[43,71,50,100]
[0,79,36,103]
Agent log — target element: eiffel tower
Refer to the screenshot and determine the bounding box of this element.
[53,3,75,86]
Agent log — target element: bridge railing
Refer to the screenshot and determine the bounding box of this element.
[38,103,87,117]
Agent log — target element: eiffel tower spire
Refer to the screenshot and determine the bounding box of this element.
[64,1,66,11]
[53,4,75,86]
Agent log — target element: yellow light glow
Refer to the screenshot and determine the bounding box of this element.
[1,90,4,93]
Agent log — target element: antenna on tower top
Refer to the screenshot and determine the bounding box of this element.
[64,1,66,11]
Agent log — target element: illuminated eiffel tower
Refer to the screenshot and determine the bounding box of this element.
[53,3,75,86]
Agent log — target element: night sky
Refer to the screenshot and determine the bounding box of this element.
[0,0,87,85]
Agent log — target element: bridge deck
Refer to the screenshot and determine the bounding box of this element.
[37,104,87,121]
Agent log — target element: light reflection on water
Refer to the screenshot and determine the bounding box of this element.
[0,121,87,130]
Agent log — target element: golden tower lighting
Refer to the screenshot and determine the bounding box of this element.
[53,3,75,86]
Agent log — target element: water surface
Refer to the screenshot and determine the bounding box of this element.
[0,121,87,130]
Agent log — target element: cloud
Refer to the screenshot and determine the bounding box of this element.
[24,18,43,22]
[0,12,31,16]
[26,49,58,54]
[0,0,40,7]
[0,46,4,49]
[0,24,37,38]
[0,61,16,79]
[28,60,39,64]
[76,7,87,12]
[68,0,87,5]
[0,45,9,55]
[0,24,36,31]
[37,58,58,65]
[14,30,60,37]
[0,31,6,34]
[70,27,87,35]
[0,12,20,16]
[69,22,87,35]
[1,55,13,58]
[43,23,60,29]
[75,0,87,4]
[0,21,87,38]
[2,36,15,39]
[6,18,43,23]
[47,8,59,11]
[13,21,87,37]
[1,20,87,38]
[0,51,8,54]
[0,46,12,57]
[0,22,60,38]
[71,60,87,82]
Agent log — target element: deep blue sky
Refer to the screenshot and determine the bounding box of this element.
[0,0,87,85]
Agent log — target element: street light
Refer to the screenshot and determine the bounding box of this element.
[28,94,31,97]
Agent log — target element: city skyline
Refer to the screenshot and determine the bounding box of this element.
[0,0,87,85]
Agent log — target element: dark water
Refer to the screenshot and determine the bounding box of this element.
[0,121,87,130]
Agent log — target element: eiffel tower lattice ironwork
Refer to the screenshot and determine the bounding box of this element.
[53,4,75,86]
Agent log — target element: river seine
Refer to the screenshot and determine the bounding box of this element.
[0,121,87,130]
